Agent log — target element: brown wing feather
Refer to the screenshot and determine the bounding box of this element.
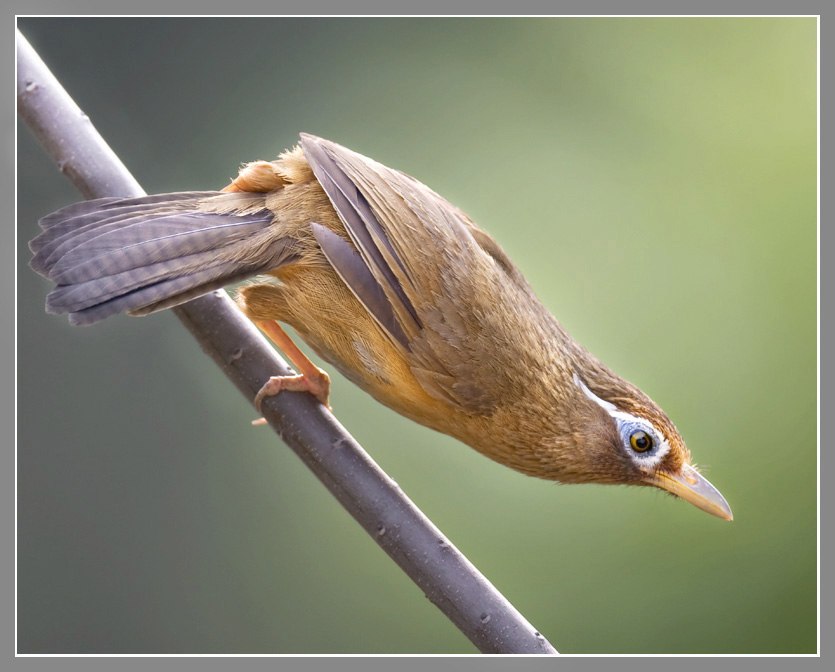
[301,134,544,414]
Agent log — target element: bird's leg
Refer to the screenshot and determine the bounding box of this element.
[253,320,331,418]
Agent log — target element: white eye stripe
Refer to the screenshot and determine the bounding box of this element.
[573,374,671,469]
[574,373,618,413]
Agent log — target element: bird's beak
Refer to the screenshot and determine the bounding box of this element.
[645,464,733,521]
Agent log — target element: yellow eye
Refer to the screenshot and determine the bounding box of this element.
[629,430,653,452]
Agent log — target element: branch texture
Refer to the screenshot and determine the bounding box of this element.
[16,28,558,655]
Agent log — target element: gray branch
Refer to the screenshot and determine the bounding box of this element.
[16,28,558,655]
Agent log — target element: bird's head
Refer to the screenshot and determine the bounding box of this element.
[559,370,732,521]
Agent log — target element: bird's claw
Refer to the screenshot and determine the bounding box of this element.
[252,370,332,425]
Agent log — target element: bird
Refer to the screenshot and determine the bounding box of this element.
[29,133,732,521]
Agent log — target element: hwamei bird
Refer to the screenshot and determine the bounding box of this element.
[30,133,732,520]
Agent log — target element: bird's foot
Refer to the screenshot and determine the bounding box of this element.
[252,368,331,425]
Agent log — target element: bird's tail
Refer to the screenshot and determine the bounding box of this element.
[29,191,294,325]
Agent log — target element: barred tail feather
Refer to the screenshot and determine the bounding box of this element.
[30,192,217,261]
[60,255,285,326]
[30,193,292,325]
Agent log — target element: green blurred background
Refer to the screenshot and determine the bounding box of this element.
[17,17,817,654]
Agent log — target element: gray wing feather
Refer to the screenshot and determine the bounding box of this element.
[301,135,421,340]
[310,223,410,349]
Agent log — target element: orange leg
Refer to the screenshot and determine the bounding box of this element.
[253,320,331,417]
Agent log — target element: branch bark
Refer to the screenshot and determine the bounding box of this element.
[16,28,558,655]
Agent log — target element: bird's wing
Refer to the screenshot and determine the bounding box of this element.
[301,134,539,414]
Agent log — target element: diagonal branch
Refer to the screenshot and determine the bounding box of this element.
[16,28,558,655]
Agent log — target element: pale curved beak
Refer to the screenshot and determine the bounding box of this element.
[645,464,733,521]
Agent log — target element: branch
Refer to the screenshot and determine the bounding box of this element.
[16,28,558,655]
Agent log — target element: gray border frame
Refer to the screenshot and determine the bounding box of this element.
[10,4,823,668]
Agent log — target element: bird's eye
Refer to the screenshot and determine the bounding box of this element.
[629,430,653,452]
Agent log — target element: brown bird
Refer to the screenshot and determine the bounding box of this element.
[29,133,732,520]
